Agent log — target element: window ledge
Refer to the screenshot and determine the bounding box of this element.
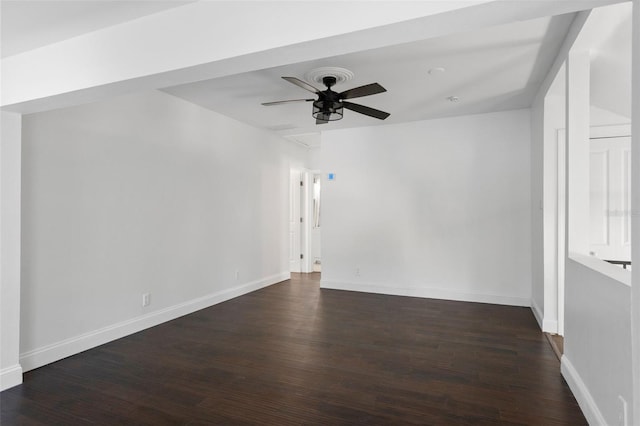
[569,252,631,287]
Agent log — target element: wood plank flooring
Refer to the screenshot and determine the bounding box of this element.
[545,333,564,361]
[1,273,586,425]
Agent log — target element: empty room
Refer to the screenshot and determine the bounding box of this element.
[1,1,639,424]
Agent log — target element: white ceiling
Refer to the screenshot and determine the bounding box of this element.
[162,13,576,137]
[1,0,195,58]
[545,2,632,122]
[1,1,578,141]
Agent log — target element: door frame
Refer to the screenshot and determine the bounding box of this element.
[301,169,322,273]
[557,128,566,336]
[291,168,322,274]
[289,169,303,273]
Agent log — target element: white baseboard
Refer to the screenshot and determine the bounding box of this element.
[530,298,558,333]
[531,298,544,328]
[561,355,606,426]
[0,364,23,391]
[543,318,558,334]
[20,272,289,372]
[320,280,530,307]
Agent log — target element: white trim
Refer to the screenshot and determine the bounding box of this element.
[632,0,640,421]
[543,319,558,334]
[532,297,559,333]
[590,124,631,139]
[0,364,23,391]
[284,137,313,150]
[569,252,631,287]
[561,354,606,426]
[320,280,530,307]
[557,128,566,337]
[531,297,544,329]
[20,272,289,372]
[301,170,312,273]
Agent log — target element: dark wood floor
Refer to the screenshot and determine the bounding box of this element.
[2,273,586,425]
[545,333,564,361]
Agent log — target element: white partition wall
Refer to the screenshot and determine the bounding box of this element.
[631,0,640,421]
[566,49,591,256]
[0,111,23,390]
[559,4,635,425]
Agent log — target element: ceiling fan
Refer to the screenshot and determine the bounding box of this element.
[262,76,390,125]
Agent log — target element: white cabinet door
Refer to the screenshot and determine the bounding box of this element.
[589,136,631,261]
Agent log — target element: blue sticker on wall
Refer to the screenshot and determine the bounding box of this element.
[327,173,336,181]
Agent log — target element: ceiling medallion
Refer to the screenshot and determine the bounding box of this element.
[304,67,355,86]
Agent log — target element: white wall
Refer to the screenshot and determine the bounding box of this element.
[320,109,531,306]
[526,3,637,424]
[19,90,308,371]
[589,2,633,120]
[560,8,635,425]
[530,95,545,325]
[631,0,640,420]
[591,105,631,126]
[0,111,23,390]
[308,147,322,171]
[566,49,592,256]
[562,256,632,426]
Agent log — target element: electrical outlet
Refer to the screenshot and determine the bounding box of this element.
[356,267,361,277]
[235,270,240,281]
[142,293,151,307]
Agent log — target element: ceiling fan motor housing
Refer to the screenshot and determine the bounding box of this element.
[322,76,337,88]
[312,77,344,121]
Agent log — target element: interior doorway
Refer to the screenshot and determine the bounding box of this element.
[289,169,303,272]
[289,169,322,274]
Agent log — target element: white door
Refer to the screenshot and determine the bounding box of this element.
[589,136,631,261]
[289,170,302,272]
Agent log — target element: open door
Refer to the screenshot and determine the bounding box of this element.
[289,170,302,272]
[291,169,323,274]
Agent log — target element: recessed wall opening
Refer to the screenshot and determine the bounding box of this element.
[566,2,632,272]
[542,1,633,339]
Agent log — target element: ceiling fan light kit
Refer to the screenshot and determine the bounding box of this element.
[262,72,390,125]
[312,76,343,122]
[312,100,343,122]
